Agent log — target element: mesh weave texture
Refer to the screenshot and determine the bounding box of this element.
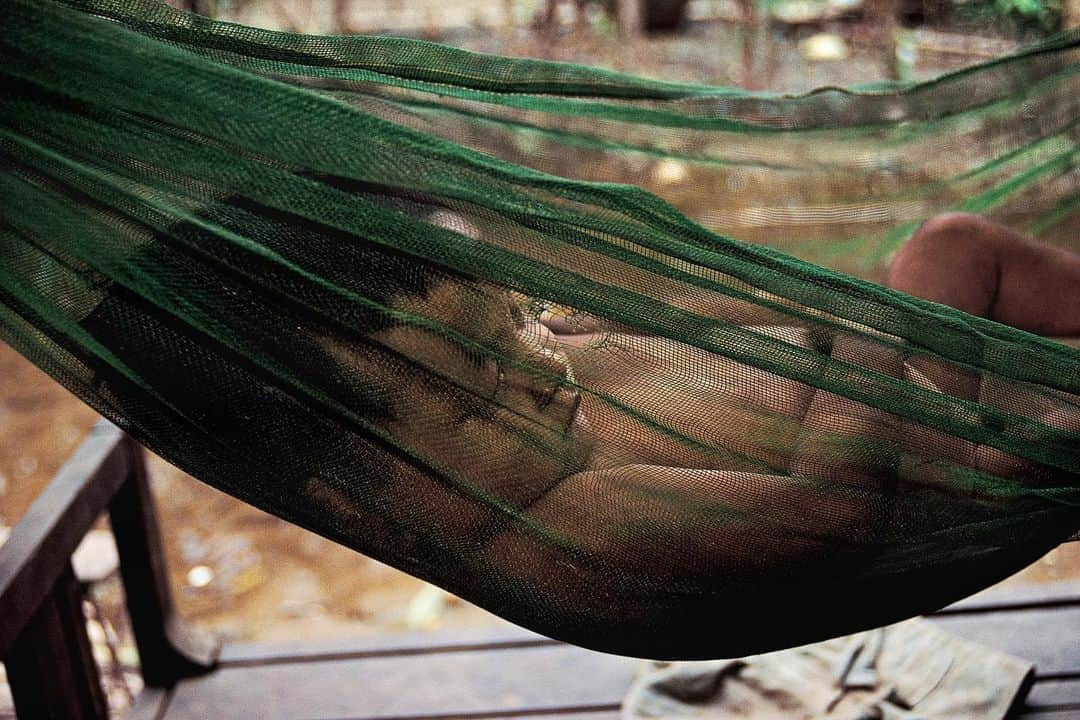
[1,0,1078,659]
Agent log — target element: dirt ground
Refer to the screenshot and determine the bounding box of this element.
[1,11,1077,716]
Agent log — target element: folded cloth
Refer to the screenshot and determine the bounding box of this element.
[622,618,1033,720]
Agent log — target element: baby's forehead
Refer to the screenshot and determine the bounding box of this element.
[428,209,480,240]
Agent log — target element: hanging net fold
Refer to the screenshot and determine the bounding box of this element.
[2,0,1078,659]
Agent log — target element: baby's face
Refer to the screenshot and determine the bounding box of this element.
[316,213,592,543]
[383,277,584,435]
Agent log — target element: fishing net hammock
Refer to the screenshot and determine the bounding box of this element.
[2,0,1078,660]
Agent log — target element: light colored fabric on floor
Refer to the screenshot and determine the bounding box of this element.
[622,619,1032,719]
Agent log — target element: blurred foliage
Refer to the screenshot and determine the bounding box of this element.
[954,0,1064,32]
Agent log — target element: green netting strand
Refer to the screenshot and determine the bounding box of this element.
[1,0,1077,659]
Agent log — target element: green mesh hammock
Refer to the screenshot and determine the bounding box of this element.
[2,0,1078,660]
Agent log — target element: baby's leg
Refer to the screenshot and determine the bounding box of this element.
[885,213,1080,470]
[789,332,906,485]
[887,213,1080,337]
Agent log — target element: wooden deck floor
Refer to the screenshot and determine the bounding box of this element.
[129,578,1080,720]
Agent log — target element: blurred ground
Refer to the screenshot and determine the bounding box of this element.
[1,4,1077,717]
[218,0,1032,91]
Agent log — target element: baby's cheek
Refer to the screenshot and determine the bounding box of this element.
[378,324,498,398]
[466,287,525,351]
[454,414,575,506]
[377,390,579,543]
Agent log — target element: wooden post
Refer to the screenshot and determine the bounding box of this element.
[171,0,216,16]
[108,437,218,688]
[192,0,217,16]
[5,564,109,720]
[334,0,353,33]
[1066,0,1080,28]
[617,0,643,39]
[865,0,900,78]
[740,0,769,90]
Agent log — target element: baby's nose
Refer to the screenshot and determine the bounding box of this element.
[528,347,580,428]
[498,341,580,432]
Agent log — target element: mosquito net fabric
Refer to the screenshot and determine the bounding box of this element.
[2,0,1078,659]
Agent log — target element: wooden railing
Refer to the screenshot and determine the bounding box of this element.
[0,420,217,720]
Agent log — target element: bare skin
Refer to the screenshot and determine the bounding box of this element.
[315,212,1079,589]
[500,214,1079,585]
[887,213,1080,337]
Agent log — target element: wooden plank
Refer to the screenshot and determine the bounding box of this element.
[908,28,1020,59]
[941,579,1080,615]
[1024,677,1080,710]
[165,643,638,720]
[218,624,550,667]
[462,714,620,720]
[177,598,1080,719]
[0,420,128,655]
[926,605,1080,676]
[127,687,171,720]
[218,578,1080,668]
[202,585,1080,718]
